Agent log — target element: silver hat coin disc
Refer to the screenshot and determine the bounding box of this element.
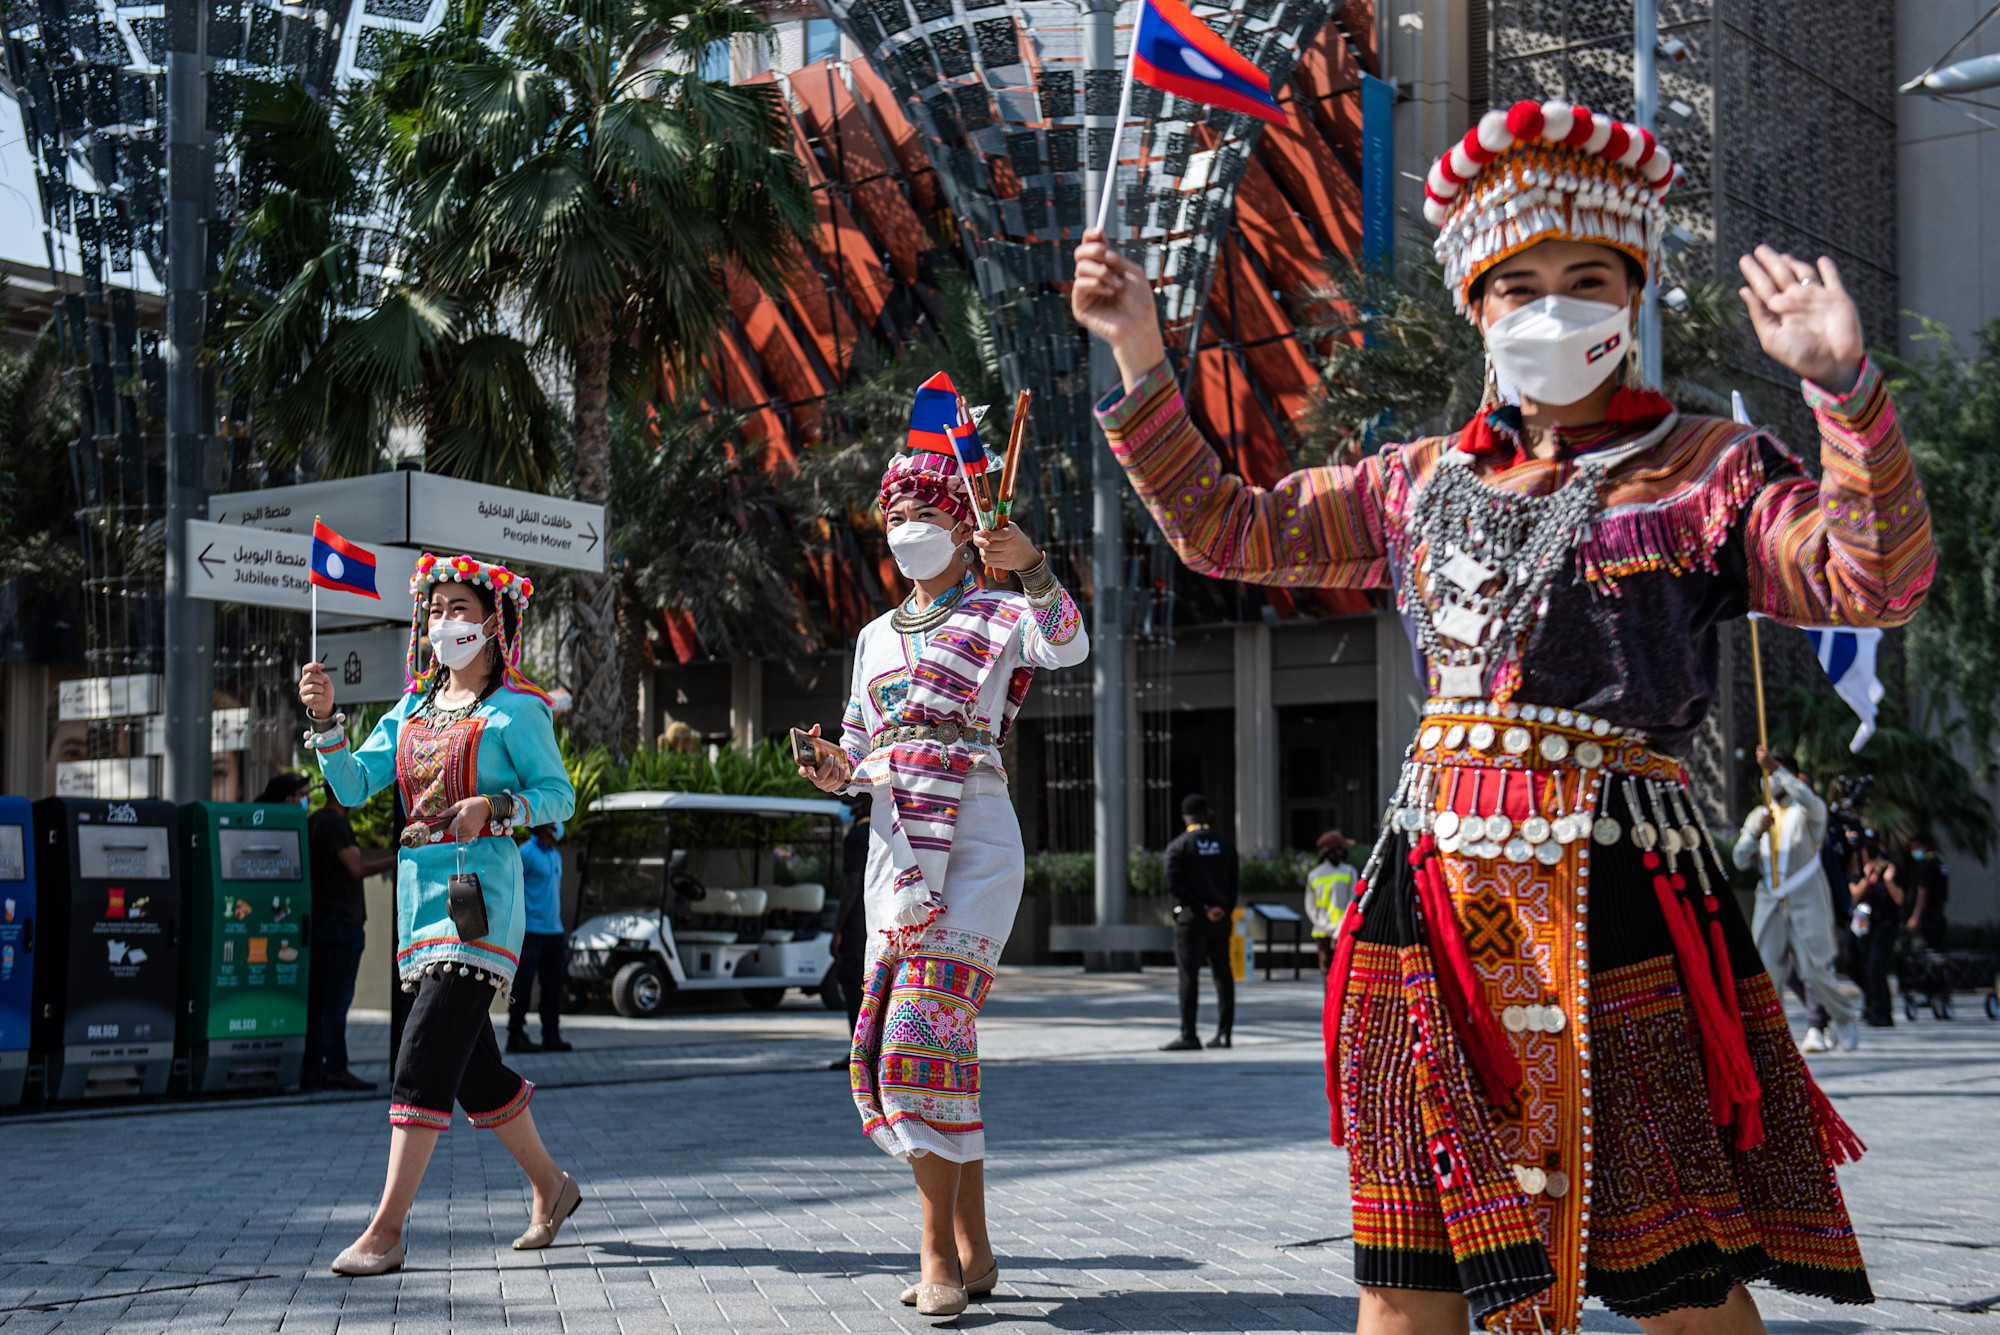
[1632,819,1658,850]
[1519,816,1551,844]
[1660,827,1683,856]
[1485,814,1514,842]
[1593,816,1623,844]
[1535,840,1564,865]
[1538,733,1571,762]
[1469,722,1497,751]
[1544,1170,1571,1198]
[1502,726,1533,754]
[1433,810,1461,839]
[1444,723,1467,749]
[1574,740,1605,769]
[1420,725,1443,749]
[1544,1004,1567,1034]
[1504,837,1532,863]
[1502,1005,1529,1032]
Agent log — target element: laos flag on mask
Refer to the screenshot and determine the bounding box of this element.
[1132,0,1290,126]
[309,518,380,599]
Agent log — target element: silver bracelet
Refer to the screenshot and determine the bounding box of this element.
[1019,557,1060,606]
[301,711,348,747]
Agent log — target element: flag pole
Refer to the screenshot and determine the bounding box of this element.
[1091,30,1139,235]
[310,514,320,667]
[1748,615,1778,891]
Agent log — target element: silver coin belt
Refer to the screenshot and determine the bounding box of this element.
[1356,699,1716,884]
[1398,449,1609,698]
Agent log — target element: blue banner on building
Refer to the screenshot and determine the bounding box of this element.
[1360,73,1394,267]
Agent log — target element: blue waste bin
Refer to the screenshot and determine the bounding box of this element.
[0,796,34,1106]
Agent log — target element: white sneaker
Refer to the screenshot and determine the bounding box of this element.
[1834,1019,1860,1052]
[1800,1027,1831,1053]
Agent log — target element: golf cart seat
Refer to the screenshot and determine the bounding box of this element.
[675,886,768,944]
[761,882,827,941]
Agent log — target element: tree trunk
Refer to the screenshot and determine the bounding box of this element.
[567,323,622,751]
[614,587,645,753]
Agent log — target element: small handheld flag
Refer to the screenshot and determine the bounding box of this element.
[908,372,962,455]
[1132,0,1289,126]
[1091,0,1288,234]
[308,516,378,674]
[1804,626,1884,753]
[948,419,988,475]
[309,519,380,600]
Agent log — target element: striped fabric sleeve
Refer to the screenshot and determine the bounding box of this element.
[1022,584,1089,667]
[1095,362,1396,589]
[1743,359,1935,627]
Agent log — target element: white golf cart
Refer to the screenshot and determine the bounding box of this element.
[567,790,846,1017]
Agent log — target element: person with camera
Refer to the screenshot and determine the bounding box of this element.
[796,384,1088,1320]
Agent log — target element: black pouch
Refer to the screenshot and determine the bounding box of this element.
[447,870,490,941]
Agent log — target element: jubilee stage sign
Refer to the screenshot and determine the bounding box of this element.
[183,520,423,619]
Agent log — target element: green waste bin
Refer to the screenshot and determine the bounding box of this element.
[179,803,310,1092]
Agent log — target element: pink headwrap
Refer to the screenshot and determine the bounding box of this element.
[877,450,973,524]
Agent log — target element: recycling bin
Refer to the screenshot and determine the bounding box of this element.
[179,802,310,1092]
[31,798,180,1100]
[0,797,35,1107]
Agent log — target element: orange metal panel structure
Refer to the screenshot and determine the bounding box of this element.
[789,60,931,284]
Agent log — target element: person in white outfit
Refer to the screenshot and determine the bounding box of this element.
[1733,746,1859,1052]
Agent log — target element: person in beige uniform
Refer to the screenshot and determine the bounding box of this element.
[1733,747,1859,1052]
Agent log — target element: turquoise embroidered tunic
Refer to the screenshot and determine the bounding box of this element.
[312,685,575,989]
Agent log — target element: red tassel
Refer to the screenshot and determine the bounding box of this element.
[1411,837,1520,1107]
[1647,867,1762,1140]
[1703,912,1764,1149]
[1805,1073,1867,1165]
[1323,892,1366,1147]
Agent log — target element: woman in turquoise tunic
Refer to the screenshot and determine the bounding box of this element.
[298,552,580,1276]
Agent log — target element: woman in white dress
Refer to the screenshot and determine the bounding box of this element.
[800,385,1088,1320]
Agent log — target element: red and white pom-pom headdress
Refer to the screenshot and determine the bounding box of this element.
[1425,100,1677,314]
[404,552,548,700]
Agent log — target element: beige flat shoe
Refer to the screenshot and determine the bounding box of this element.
[903,1259,997,1305]
[330,1241,405,1276]
[914,1281,968,1320]
[512,1173,582,1250]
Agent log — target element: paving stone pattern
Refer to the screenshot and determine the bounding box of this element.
[1,970,1995,1333]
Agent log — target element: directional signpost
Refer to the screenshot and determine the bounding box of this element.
[205,472,605,573]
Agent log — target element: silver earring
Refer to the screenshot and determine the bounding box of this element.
[1480,356,1499,408]
[961,545,975,566]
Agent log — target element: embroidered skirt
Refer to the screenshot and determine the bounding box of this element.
[1331,709,1871,1333]
[850,770,1022,1162]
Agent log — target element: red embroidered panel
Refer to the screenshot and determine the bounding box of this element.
[397,716,486,821]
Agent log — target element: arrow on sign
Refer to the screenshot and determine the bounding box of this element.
[581,522,599,553]
[197,543,222,578]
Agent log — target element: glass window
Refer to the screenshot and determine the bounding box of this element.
[698,39,730,82]
[804,17,840,64]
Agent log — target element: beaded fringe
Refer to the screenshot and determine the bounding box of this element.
[400,959,508,994]
[1578,431,1767,593]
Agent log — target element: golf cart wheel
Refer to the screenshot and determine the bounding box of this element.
[1905,995,1920,1021]
[1933,993,1955,1021]
[612,960,671,1018]
[1985,993,1999,1020]
[743,986,788,1010]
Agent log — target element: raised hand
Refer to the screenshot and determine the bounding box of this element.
[972,522,1042,572]
[299,661,334,721]
[1071,229,1166,391]
[1737,246,1864,394]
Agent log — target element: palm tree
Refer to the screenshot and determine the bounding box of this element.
[366,0,814,749]
[608,397,813,747]
[211,78,561,487]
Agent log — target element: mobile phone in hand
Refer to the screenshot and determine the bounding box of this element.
[790,727,829,768]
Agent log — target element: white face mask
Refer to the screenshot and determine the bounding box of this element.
[1482,295,1631,407]
[428,617,490,671]
[887,520,961,581]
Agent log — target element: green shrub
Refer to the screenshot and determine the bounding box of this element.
[1023,850,1094,899]
[1238,848,1314,901]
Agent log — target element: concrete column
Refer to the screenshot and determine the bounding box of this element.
[1233,624,1278,855]
[1374,607,1423,821]
[1125,636,1146,855]
[729,658,764,751]
[3,665,49,799]
[1382,0,1473,227]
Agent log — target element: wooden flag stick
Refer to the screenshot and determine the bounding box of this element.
[996,389,1032,524]
[1749,616,1778,890]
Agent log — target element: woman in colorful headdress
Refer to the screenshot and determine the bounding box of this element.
[298,553,579,1276]
[797,372,1089,1319]
[1073,100,1934,1334]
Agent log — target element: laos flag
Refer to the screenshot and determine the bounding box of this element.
[908,372,960,456]
[309,518,380,599]
[1132,0,1289,127]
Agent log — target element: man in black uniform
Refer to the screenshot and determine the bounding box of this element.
[828,792,872,1067]
[1161,794,1238,1051]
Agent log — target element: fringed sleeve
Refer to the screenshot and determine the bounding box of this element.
[1742,360,1935,628]
[1094,362,1399,590]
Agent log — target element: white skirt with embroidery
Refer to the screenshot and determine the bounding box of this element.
[851,769,1024,1162]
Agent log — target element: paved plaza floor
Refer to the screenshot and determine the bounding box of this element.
[1,967,1995,1333]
